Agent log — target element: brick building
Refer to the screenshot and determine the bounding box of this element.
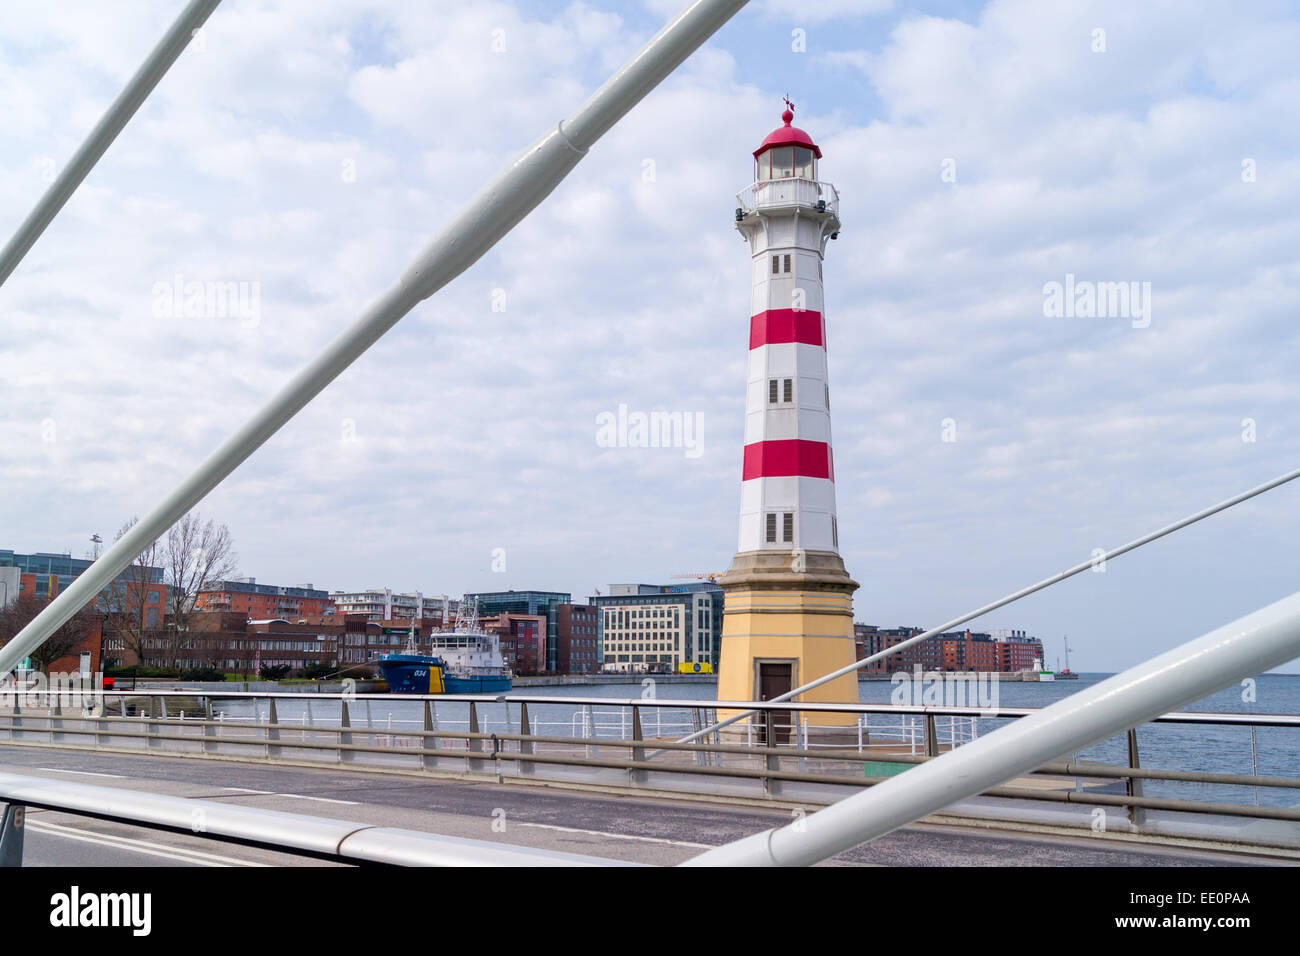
[196,578,334,619]
[482,613,547,676]
[855,623,1044,674]
[556,603,600,674]
[855,625,939,674]
[124,612,344,673]
[44,616,105,677]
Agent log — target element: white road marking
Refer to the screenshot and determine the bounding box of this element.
[519,822,713,849]
[222,787,357,805]
[38,768,125,779]
[292,795,359,805]
[27,821,268,867]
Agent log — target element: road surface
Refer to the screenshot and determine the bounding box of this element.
[0,744,1283,866]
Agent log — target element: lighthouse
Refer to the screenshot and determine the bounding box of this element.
[717,102,860,739]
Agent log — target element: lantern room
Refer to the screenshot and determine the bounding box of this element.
[753,104,822,182]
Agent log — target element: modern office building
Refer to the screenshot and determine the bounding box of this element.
[0,548,167,627]
[591,582,723,673]
[464,590,570,673]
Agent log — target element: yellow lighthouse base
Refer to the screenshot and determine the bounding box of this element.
[717,550,860,741]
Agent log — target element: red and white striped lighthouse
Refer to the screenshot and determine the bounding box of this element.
[736,102,841,556]
[718,103,860,729]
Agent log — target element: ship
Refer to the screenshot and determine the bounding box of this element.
[1056,635,1079,679]
[379,598,513,694]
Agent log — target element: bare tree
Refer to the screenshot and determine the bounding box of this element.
[0,593,97,674]
[99,517,163,669]
[162,512,238,670]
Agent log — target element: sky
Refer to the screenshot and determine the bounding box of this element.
[1,0,1299,673]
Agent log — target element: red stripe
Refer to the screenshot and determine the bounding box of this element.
[749,309,823,349]
[742,439,833,480]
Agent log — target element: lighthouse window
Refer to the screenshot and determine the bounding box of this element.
[783,253,792,273]
[825,384,830,409]
[771,255,780,275]
[783,512,794,543]
[765,513,777,543]
[771,147,794,179]
[768,379,779,404]
[783,378,793,403]
[833,517,839,548]
[794,147,814,179]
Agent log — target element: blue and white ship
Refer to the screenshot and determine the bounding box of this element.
[379,599,513,694]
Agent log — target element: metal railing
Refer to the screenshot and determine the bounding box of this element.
[3,688,1299,853]
[735,178,840,216]
[687,592,1300,865]
[0,770,632,867]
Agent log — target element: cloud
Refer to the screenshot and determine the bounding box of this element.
[1,0,1299,673]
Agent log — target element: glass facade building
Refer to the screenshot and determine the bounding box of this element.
[463,590,571,673]
[0,549,164,604]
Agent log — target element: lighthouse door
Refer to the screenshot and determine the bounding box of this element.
[756,661,794,745]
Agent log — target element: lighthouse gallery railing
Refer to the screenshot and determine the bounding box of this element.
[736,178,840,216]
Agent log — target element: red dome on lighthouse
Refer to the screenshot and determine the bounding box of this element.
[754,105,822,160]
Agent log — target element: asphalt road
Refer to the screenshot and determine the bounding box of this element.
[0,744,1284,867]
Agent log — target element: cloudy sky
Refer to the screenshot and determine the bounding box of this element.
[2,0,1298,672]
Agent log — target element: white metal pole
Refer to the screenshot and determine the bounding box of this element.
[0,0,223,287]
[683,588,1300,866]
[0,0,750,677]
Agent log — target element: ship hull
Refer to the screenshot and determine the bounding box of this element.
[379,655,447,694]
[379,654,512,694]
[444,674,513,694]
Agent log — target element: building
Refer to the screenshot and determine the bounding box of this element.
[715,105,860,729]
[855,625,940,674]
[335,615,427,673]
[0,566,18,609]
[991,629,1044,672]
[0,549,166,620]
[44,615,104,678]
[1,549,167,671]
[125,611,345,673]
[855,623,1044,674]
[482,613,547,675]
[196,578,333,619]
[940,630,999,672]
[329,589,457,623]
[556,603,600,674]
[591,582,722,673]
[464,590,569,673]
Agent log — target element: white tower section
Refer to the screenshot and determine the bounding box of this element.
[734,107,842,556]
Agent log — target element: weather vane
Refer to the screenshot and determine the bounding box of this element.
[783,94,795,113]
